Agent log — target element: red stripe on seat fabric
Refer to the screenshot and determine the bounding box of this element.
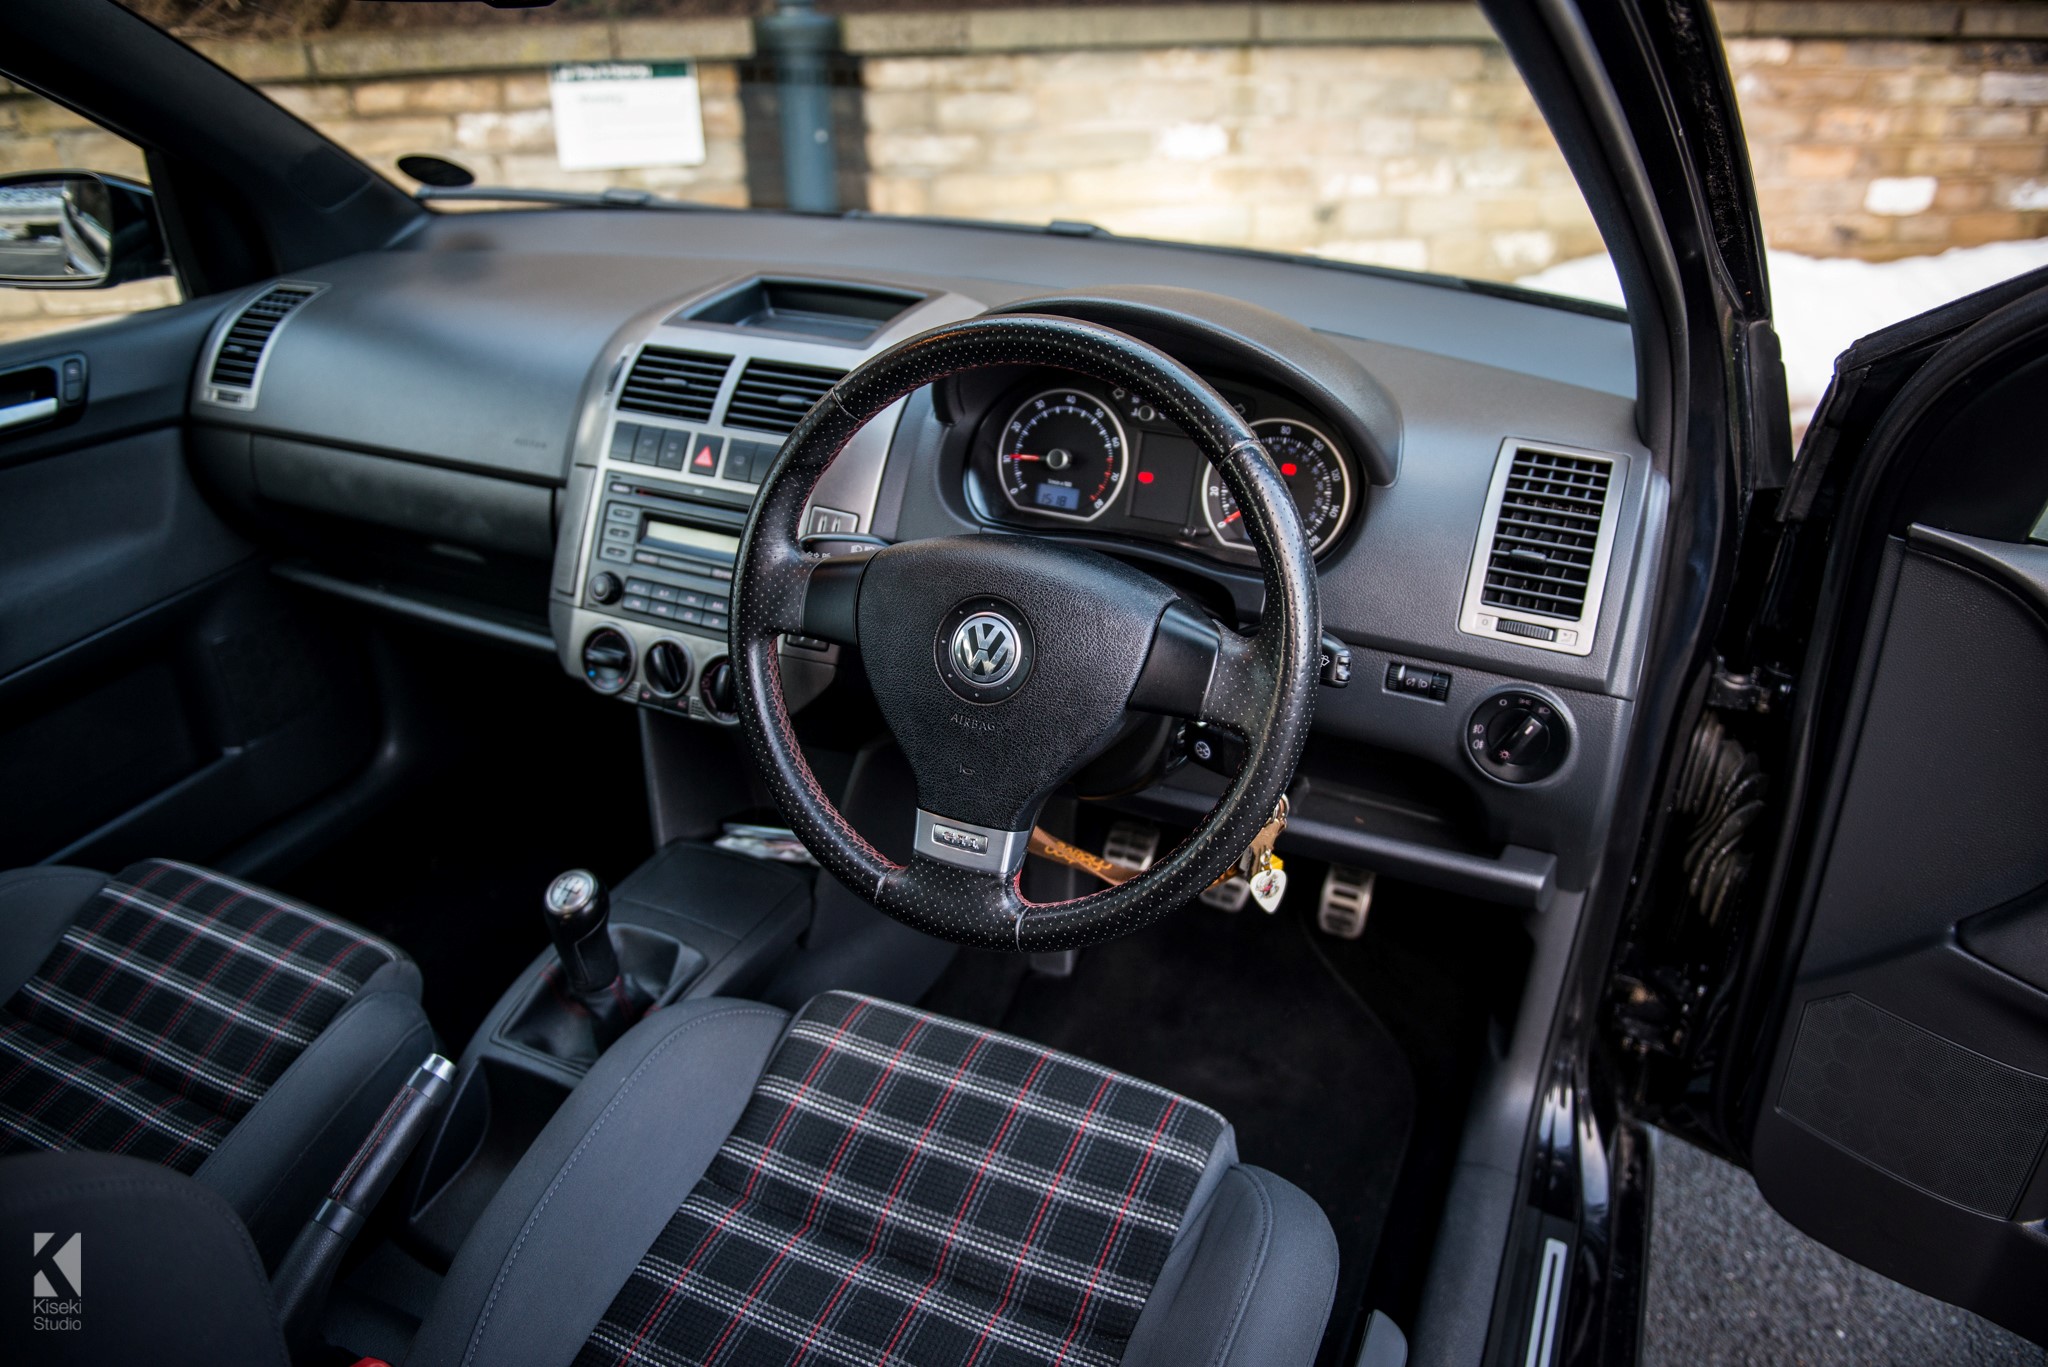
[1052,1098,1180,1365]
[611,997,876,1366]
[875,1049,1054,1363]
[786,1031,993,1367]
[959,1072,1115,1367]
[693,1016,931,1366]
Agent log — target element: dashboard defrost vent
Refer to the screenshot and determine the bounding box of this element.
[619,346,730,422]
[1459,440,1625,657]
[205,282,322,400]
[724,359,843,435]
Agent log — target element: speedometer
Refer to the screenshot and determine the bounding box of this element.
[1203,418,1352,555]
[998,389,1128,521]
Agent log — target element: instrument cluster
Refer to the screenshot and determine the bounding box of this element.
[963,370,1360,565]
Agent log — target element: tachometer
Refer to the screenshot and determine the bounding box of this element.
[1203,418,1352,554]
[998,389,1128,521]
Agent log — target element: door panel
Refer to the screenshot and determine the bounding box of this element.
[0,298,376,868]
[1744,280,2048,1342]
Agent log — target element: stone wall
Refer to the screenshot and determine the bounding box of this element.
[859,42,1600,278]
[3,4,2047,345]
[1726,33,2048,257]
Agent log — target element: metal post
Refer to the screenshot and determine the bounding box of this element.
[755,0,841,214]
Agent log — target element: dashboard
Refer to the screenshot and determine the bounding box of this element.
[179,206,1658,912]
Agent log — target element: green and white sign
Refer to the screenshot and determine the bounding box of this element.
[548,62,705,172]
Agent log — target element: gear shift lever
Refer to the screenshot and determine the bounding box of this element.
[543,868,621,994]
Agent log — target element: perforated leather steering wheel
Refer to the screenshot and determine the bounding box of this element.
[730,314,1319,951]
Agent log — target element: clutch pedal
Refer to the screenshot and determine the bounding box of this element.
[1317,866,1376,939]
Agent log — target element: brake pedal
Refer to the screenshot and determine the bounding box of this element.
[1200,878,1252,912]
[1318,866,1376,939]
[1102,820,1160,873]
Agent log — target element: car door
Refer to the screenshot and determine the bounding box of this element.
[0,293,383,872]
[1677,265,2048,1344]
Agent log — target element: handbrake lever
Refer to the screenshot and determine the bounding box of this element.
[272,1054,456,1355]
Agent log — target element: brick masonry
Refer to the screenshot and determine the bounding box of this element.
[2,4,2045,343]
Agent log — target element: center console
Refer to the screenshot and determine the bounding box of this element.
[550,275,980,721]
[400,841,815,1267]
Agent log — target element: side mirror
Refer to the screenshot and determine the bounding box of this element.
[0,171,170,290]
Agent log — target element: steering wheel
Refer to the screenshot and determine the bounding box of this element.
[731,314,1320,951]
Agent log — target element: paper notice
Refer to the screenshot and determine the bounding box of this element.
[549,62,706,172]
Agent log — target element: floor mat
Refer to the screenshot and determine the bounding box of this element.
[922,893,1420,1366]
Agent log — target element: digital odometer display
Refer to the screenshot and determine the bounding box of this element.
[997,390,1127,522]
[1203,418,1352,554]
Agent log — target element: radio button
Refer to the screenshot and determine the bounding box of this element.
[650,583,680,603]
[649,601,676,619]
[702,612,729,632]
[621,594,650,614]
[600,546,632,564]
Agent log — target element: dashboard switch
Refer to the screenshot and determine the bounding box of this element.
[1319,633,1353,688]
[1385,662,1451,701]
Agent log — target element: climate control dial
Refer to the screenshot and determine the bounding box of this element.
[580,628,634,695]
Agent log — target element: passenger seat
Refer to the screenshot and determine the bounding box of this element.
[0,859,432,1265]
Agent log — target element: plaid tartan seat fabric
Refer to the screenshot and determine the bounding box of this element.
[0,858,400,1174]
[577,990,1229,1367]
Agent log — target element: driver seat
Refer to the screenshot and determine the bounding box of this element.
[411,991,1339,1366]
[0,991,1339,1365]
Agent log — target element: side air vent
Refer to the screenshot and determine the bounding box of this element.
[619,346,730,422]
[1458,440,1626,657]
[203,282,324,404]
[724,359,842,436]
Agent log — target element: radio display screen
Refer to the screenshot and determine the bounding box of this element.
[644,518,740,559]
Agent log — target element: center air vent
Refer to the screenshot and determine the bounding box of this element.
[724,359,842,436]
[619,346,730,422]
[1458,440,1624,657]
[205,282,323,403]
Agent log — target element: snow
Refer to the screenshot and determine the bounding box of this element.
[1519,240,2048,430]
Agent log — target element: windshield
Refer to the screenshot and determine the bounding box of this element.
[117,0,1607,298]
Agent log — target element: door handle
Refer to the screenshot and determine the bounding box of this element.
[0,351,86,436]
[0,396,59,431]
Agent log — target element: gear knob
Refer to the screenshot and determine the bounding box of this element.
[543,868,620,996]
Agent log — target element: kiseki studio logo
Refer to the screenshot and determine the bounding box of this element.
[30,1231,82,1332]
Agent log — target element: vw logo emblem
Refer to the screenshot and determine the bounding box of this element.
[935,598,1034,703]
[950,613,1021,687]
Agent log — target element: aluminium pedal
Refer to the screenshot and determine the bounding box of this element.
[1317,866,1376,940]
[1200,878,1252,912]
[1102,820,1161,873]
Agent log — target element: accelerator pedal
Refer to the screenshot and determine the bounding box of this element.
[1317,865,1376,939]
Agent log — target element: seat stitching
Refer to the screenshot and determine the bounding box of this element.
[1207,1171,1274,1367]
[460,1005,786,1367]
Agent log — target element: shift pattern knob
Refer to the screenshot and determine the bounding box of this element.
[543,868,619,995]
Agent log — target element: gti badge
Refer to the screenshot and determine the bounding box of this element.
[935,598,1035,703]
